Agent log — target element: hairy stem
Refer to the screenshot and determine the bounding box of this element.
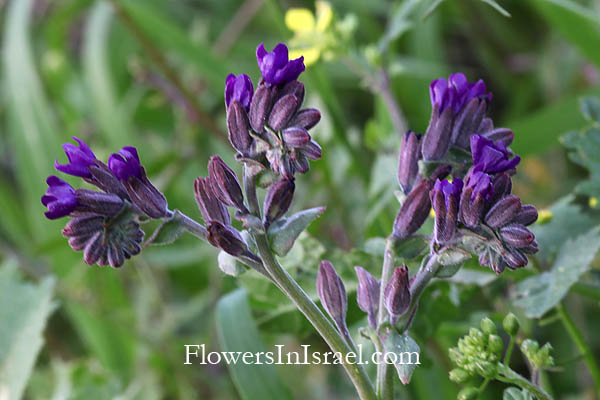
[497,364,553,400]
[376,236,396,400]
[556,303,600,393]
[401,254,441,332]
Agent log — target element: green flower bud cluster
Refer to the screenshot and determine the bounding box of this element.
[520,339,554,369]
[448,318,504,382]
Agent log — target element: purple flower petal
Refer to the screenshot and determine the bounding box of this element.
[54,137,97,178]
[108,146,143,181]
[256,42,305,86]
[41,175,77,219]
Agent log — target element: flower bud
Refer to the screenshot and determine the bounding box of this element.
[282,127,310,147]
[290,108,321,130]
[355,266,380,329]
[502,313,520,336]
[301,140,322,160]
[487,334,504,356]
[458,387,479,400]
[471,134,520,174]
[504,248,528,270]
[451,97,486,149]
[459,170,493,228]
[54,137,97,178]
[42,176,78,220]
[277,80,305,106]
[317,260,348,334]
[208,156,247,213]
[74,189,124,217]
[268,94,299,132]
[482,127,514,147]
[393,179,432,239]
[474,360,498,379]
[432,178,463,244]
[194,177,231,225]
[484,195,521,229]
[207,222,249,257]
[520,239,539,254]
[227,101,253,155]
[486,173,512,207]
[480,317,497,335]
[256,43,305,86]
[248,82,275,133]
[449,368,470,384]
[520,339,539,361]
[499,224,535,248]
[383,266,411,325]
[512,204,538,226]
[263,178,295,225]
[397,131,421,193]
[224,74,253,110]
[87,162,129,199]
[422,105,453,161]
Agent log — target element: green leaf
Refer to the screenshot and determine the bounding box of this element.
[216,289,293,400]
[580,97,600,123]
[218,251,248,277]
[514,226,600,318]
[560,118,600,198]
[448,267,497,286]
[0,266,56,400]
[503,387,534,400]
[479,0,511,17]
[383,331,421,385]
[393,236,429,260]
[268,207,326,257]
[146,210,186,246]
[530,0,600,69]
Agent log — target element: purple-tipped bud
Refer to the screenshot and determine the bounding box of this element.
[512,204,538,226]
[54,137,97,178]
[194,177,231,225]
[520,239,539,254]
[432,178,463,244]
[292,152,310,174]
[42,176,78,220]
[263,178,295,225]
[277,80,305,106]
[86,162,129,199]
[207,222,249,257]
[317,260,348,334]
[355,266,380,329]
[422,105,453,161]
[484,195,521,229]
[256,43,305,86]
[248,82,275,133]
[290,108,321,130]
[268,94,299,132]
[301,140,322,160]
[487,173,512,207]
[74,189,124,217]
[225,74,253,110]
[108,147,143,181]
[471,135,520,174]
[499,224,535,248]
[398,131,421,193]
[208,156,248,213]
[430,73,491,115]
[482,128,514,147]
[451,97,487,149]
[459,170,493,228]
[227,101,253,155]
[282,127,311,147]
[393,179,432,239]
[384,266,411,325]
[504,248,528,270]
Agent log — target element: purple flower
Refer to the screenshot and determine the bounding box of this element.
[432,178,463,244]
[41,176,78,219]
[256,43,305,86]
[466,170,494,201]
[459,170,493,228]
[54,137,97,178]
[108,146,143,181]
[430,73,491,115]
[471,135,520,174]
[225,74,254,110]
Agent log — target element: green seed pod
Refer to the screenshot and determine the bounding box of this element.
[480,317,497,335]
[487,334,504,357]
[503,313,520,336]
[449,368,471,384]
[457,386,479,400]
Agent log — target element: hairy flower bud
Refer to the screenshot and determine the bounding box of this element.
[480,317,497,335]
[393,179,432,239]
[277,80,305,106]
[422,105,453,161]
[484,195,521,229]
[355,266,380,329]
[432,178,463,244]
[383,266,411,325]
[194,177,231,225]
[268,94,299,132]
[42,176,78,220]
[263,178,295,225]
[459,170,493,228]
[512,204,538,226]
[207,222,249,257]
[208,156,248,213]
[301,140,322,160]
[482,128,514,147]
[504,248,528,270]
[282,127,311,147]
[458,387,479,400]
[225,73,253,110]
[74,189,124,217]
[499,224,535,248]
[248,82,275,133]
[502,313,520,336]
[290,108,321,130]
[451,97,487,149]
[227,101,253,155]
[449,368,470,384]
[317,260,348,334]
[486,173,512,207]
[54,137,97,178]
[397,131,421,193]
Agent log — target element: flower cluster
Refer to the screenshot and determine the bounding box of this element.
[42,138,166,267]
[394,73,538,274]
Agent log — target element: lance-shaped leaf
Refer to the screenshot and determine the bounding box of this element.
[267,207,326,256]
[218,251,248,277]
[382,331,421,385]
[436,247,472,278]
[145,210,186,246]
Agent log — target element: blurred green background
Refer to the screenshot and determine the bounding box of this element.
[1,0,600,399]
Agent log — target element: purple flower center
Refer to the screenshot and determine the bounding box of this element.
[54,137,97,178]
[41,176,78,219]
[225,74,254,110]
[470,134,520,174]
[429,73,492,114]
[256,43,305,86]
[108,146,143,181]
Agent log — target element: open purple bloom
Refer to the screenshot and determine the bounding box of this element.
[42,176,78,219]
[256,43,305,86]
[466,170,493,201]
[430,73,491,115]
[225,74,253,110]
[54,137,97,178]
[471,134,520,174]
[108,146,143,181]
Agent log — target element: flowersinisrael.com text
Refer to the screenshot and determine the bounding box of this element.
[184,344,420,366]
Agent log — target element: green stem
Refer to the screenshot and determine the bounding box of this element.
[401,254,441,332]
[376,237,396,400]
[572,281,600,302]
[556,303,600,393]
[497,364,552,400]
[245,170,377,400]
[504,335,515,365]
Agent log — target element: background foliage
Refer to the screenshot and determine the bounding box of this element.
[1,0,600,399]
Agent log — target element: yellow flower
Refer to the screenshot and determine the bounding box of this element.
[285,1,333,66]
[537,209,553,224]
[589,197,598,208]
